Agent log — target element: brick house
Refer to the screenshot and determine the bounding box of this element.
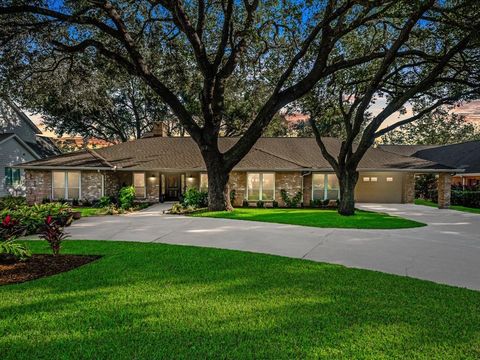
[380,141,480,188]
[15,134,459,208]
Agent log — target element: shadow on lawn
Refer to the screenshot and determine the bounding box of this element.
[0,241,479,359]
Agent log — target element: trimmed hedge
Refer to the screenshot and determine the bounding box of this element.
[451,190,480,208]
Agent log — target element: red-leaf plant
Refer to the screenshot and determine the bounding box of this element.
[0,215,26,241]
[39,216,69,256]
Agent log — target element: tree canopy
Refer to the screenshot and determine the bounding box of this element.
[1,1,479,211]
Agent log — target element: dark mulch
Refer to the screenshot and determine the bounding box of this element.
[0,254,101,285]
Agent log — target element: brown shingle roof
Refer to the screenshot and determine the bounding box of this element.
[18,137,455,171]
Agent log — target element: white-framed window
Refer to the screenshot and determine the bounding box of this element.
[363,177,370,182]
[312,173,340,200]
[52,171,81,200]
[386,177,394,182]
[133,172,146,198]
[247,173,275,201]
[200,173,208,191]
[371,177,378,182]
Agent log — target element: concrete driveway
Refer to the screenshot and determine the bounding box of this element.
[67,203,480,291]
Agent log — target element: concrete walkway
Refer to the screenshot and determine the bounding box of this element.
[68,203,480,291]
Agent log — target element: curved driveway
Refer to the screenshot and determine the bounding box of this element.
[68,203,480,291]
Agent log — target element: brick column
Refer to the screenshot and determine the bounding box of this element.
[402,173,415,204]
[438,173,452,209]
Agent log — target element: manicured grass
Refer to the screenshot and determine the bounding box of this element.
[77,207,107,217]
[0,241,479,359]
[191,207,425,229]
[415,199,480,214]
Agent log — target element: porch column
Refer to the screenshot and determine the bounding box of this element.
[438,173,452,209]
[402,173,415,204]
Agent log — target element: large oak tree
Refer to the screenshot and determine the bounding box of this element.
[2,1,473,211]
[301,0,480,215]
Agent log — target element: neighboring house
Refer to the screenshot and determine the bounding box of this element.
[17,134,458,208]
[380,141,480,187]
[0,98,60,197]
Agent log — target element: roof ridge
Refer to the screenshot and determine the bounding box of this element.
[252,146,310,168]
[87,148,115,168]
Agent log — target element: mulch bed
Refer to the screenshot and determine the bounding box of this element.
[0,254,101,286]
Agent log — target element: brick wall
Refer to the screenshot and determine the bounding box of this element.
[438,173,452,209]
[25,170,51,204]
[402,173,415,204]
[146,171,159,201]
[275,172,303,207]
[229,171,246,206]
[81,171,103,200]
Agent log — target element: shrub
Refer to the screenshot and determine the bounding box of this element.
[82,198,92,207]
[119,186,136,209]
[0,215,26,240]
[272,200,279,208]
[39,216,69,256]
[310,199,322,208]
[0,240,31,263]
[0,203,72,235]
[242,199,249,208]
[280,189,303,208]
[72,198,80,206]
[98,196,113,208]
[170,203,195,214]
[0,196,26,210]
[256,200,265,208]
[182,188,208,208]
[230,189,236,205]
[42,197,51,204]
[451,190,480,208]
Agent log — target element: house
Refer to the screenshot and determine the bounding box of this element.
[380,141,480,188]
[16,130,459,208]
[0,98,60,197]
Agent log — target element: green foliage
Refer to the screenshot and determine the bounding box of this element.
[381,110,480,145]
[451,190,480,208]
[280,189,303,208]
[0,203,72,235]
[310,199,322,208]
[229,189,236,206]
[272,200,279,208]
[256,200,264,208]
[0,196,26,210]
[170,203,195,214]
[119,186,135,210]
[98,196,113,208]
[415,174,438,201]
[182,188,208,209]
[0,240,31,262]
[242,199,249,208]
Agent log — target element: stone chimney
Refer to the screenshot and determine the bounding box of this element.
[151,122,168,137]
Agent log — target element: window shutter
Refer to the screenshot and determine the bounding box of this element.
[4,167,12,186]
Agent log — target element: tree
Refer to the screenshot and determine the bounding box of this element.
[0,1,411,211]
[303,1,480,215]
[16,57,175,142]
[381,109,480,145]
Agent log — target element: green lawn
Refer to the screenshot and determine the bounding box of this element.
[1,241,479,359]
[415,199,480,214]
[191,208,425,229]
[76,207,108,217]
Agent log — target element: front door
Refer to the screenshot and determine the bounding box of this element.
[165,174,181,200]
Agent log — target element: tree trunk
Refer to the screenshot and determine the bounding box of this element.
[338,169,359,216]
[204,152,234,211]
